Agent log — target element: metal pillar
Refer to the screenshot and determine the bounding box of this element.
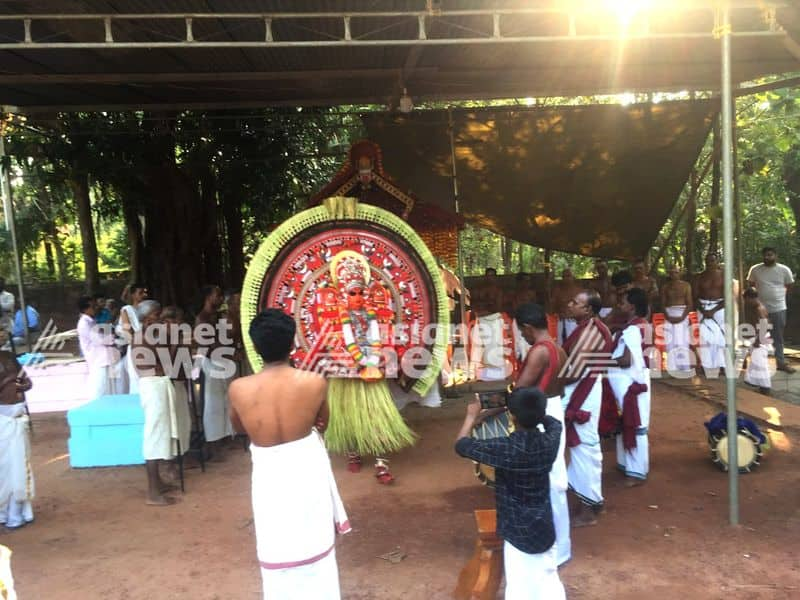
[720,5,739,527]
[0,131,31,352]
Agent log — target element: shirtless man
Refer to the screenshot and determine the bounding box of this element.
[514,302,570,566]
[693,253,726,375]
[631,259,658,314]
[661,265,694,374]
[0,336,35,528]
[592,260,616,319]
[131,300,178,506]
[550,269,582,345]
[195,284,235,457]
[510,272,538,310]
[472,267,504,317]
[229,309,348,599]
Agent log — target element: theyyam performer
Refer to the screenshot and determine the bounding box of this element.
[240,196,450,484]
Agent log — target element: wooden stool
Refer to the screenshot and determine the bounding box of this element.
[453,509,503,600]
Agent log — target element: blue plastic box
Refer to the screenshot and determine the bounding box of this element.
[67,394,145,467]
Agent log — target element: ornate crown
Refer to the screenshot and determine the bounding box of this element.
[330,250,371,292]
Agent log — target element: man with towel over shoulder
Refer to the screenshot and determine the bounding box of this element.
[229,309,350,600]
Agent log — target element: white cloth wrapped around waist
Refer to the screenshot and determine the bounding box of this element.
[0,403,34,506]
[698,299,725,338]
[251,431,351,569]
[139,376,178,461]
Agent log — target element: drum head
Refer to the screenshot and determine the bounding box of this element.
[712,431,762,473]
[471,411,513,487]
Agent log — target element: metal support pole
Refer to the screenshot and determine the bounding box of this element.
[448,108,469,372]
[720,5,739,527]
[0,132,31,352]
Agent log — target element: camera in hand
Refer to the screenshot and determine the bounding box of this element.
[478,390,509,409]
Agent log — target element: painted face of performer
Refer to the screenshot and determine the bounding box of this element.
[347,286,367,311]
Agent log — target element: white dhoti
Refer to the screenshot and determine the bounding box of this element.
[108,358,129,395]
[563,378,603,507]
[470,313,511,381]
[389,380,441,411]
[557,318,577,346]
[125,350,140,395]
[663,306,692,373]
[546,395,571,567]
[698,299,726,370]
[88,363,112,401]
[609,371,651,481]
[251,431,350,600]
[0,403,35,529]
[171,380,193,455]
[609,325,651,480]
[0,544,17,600]
[139,376,178,461]
[201,358,234,442]
[744,343,772,389]
[503,542,566,600]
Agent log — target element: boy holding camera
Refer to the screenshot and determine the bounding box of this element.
[455,387,566,600]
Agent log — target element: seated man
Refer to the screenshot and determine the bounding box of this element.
[12,303,40,344]
[455,388,566,600]
[0,333,34,529]
[229,309,350,600]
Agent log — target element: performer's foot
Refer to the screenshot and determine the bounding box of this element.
[759,387,771,395]
[347,453,362,473]
[777,363,796,374]
[375,466,395,484]
[375,459,394,484]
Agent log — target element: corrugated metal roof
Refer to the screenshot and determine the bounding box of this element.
[0,1,798,111]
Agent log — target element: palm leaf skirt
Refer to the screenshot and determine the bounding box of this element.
[325,378,416,456]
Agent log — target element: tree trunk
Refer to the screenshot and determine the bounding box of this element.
[709,119,721,255]
[70,170,100,293]
[43,241,55,278]
[121,193,144,283]
[221,187,245,290]
[52,234,68,284]
[200,166,223,286]
[502,237,512,273]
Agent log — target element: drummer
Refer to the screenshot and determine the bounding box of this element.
[514,302,571,567]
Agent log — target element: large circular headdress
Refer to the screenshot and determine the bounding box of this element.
[241,197,450,396]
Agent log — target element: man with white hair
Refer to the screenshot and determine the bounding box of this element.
[131,299,179,506]
[0,333,34,530]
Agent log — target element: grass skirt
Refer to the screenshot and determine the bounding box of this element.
[325,378,416,456]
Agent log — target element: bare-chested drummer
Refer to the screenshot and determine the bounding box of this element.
[471,267,504,317]
[631,259,658,315]
[551,269,581,345]
[229,309,349,599]
[592,260,615,319]
[661,265,694,375]
[693,252,726,375]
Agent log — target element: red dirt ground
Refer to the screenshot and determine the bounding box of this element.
[2,383,799,599]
